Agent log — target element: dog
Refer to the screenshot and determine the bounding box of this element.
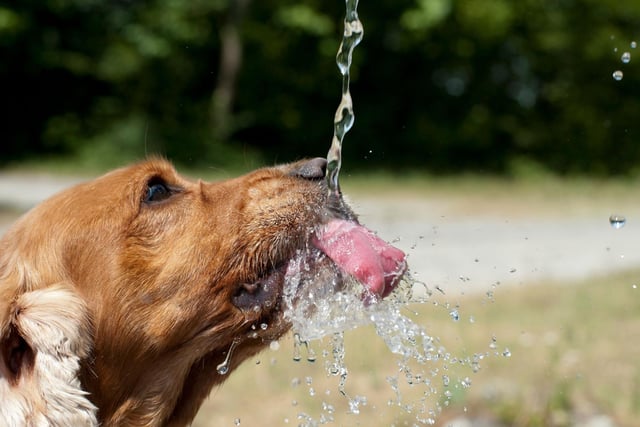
[0,157,406,426]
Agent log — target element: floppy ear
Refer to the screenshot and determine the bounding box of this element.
[0,317,34,387]
[0,283,98,426]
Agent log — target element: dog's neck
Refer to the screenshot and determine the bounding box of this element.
[81,336,267,426]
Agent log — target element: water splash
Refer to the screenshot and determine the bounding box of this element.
[326,0,364,197]
[285,1,490,424]
[283,251,488,424]
[328,332,348,397]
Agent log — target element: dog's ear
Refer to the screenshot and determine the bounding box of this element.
[0,315,34,386]
[0,283,98,426]
[1,285,94,375]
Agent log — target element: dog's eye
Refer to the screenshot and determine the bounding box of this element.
[144,178,173,203]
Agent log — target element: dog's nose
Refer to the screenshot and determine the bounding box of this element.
[291,157,327,180]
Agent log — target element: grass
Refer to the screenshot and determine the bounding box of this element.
[193,269,640,427]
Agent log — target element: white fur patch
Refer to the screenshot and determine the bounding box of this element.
[0,286,97,426]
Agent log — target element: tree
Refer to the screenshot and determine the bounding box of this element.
[1,0,639,175]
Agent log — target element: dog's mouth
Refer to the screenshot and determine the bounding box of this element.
[232,217,407,324]
[232,263,286,313]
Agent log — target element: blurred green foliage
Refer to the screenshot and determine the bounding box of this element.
[1,0,639,174]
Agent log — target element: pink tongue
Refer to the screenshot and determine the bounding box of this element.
[312,219,407,298]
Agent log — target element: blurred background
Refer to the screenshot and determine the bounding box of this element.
[1,0,639,175]
[1,1,640,426]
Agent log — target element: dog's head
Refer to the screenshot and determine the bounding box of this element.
[0,158,405,425]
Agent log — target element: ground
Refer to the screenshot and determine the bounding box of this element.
[1,169,638,426]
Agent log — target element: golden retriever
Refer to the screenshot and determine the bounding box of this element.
[0,158,406,426]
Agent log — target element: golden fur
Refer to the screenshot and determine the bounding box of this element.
[0,158,337,426]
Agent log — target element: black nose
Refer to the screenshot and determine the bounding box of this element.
[291,157,327,180]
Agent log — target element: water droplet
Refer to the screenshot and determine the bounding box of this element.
[613,70,624,81]
[292,348,301,362]
[632,284,637,289]
[503,348,512,357]
[489,336,498,349]
[233,418,241,426]
[622,52,631,63]
[269,340,280,351]
[348,396,365,414]
[609,214,626,229]
[509,268,517,273]
[449,309,459,322]
[442,375,450,387]
[260,323,268,330]
[632,41,637,49]
[216,338,240,375]
[306,347,317,362]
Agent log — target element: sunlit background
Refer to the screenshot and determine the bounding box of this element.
[1,1,639,426]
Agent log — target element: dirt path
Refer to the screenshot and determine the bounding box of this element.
[350,193,638,295]
[1,172,637,296]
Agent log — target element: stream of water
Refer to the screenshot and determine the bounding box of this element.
[284,1,463,425]
[281,1,500,425]
[325,0,363,197]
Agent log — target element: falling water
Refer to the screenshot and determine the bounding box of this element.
[282,1,495,425]
[216,338,240,375]
[609,214,627,229]
[281,243,495,425]
[326,0,364,197]
[293,333,318,362]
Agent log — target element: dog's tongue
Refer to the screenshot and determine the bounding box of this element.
[313,219,406,299]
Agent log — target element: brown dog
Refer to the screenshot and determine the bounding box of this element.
[0,158,405,426]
